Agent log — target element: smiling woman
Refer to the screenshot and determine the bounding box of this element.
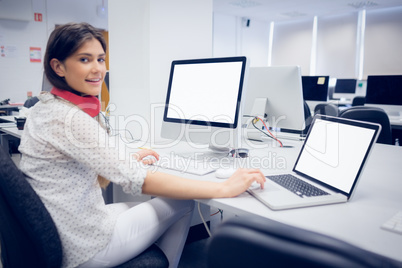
[44,22,107,96]
[50,38,106,96]
[17,22,265,268]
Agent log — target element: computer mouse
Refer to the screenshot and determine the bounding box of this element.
[142,155,158,165]
[215,167,237,179]
[248,181,261,190]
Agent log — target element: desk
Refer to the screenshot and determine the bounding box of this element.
[0,116,17,123]
[390,117,402,130]
[0,120,22,154]
[0,105,21,115]
[151,140,402,263]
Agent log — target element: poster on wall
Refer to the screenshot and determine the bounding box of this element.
[0,45,18,58]
[30,47,41,62]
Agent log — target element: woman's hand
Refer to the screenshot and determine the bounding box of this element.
[132,149,159,165]
[221,168,266,198]
[142,168,266,200]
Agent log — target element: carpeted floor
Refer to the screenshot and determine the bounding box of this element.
[178,238,209,268]
[178,222,211,268]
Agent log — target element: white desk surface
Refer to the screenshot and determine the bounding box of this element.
[0,115,17,123]
[390,117,402,128]
[0,125,22,138]
[151,139,402,262]
[0,115,23,138]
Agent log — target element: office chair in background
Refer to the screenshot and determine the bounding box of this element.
[23,96,40,108]
[207,216,402,268]
[339,106,392,145]
[0,146,168,268]
[352,96,366,106]
[314,103,339,117]
[303,100,313,134]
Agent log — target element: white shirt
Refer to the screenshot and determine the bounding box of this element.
[19,92,147,268]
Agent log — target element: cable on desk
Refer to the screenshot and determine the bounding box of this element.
[210,209,223,217]
[100,112,141,144]
[251,116,283,147]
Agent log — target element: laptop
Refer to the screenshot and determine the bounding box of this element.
[248,114,381,210]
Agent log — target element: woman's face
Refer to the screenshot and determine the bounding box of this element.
[51,38,106,96]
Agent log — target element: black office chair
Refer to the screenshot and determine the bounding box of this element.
[303,100,313,134]
[339,106,392,145]
[314,103,339,116]
[352,96,366,106]
[23,96,40,108]
[0,146,168,268]
[207,216,402,268]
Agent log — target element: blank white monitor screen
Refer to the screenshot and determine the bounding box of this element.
[162,57,248,148]
[294,116,379,196]
[166,61,242,126]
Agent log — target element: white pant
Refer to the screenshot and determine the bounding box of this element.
[78,198,195,268]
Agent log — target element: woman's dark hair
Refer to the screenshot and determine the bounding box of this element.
[44,22,107,92]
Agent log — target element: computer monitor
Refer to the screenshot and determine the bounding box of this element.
[332,78,357,100]
[365,75,402,117]
[161,56,249,156]
[302,76,329,102]
[243,66,305,134]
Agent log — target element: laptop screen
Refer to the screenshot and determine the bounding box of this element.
[293,115,380,196]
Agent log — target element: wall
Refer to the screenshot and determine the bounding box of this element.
[108,0,213,144]
[213,6,402,79]
[0,0,108,103]
[108,0,213,205]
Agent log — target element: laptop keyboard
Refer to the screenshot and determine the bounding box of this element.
[267,174,329,198]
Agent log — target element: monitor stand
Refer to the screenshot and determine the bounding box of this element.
[176,127,249,161]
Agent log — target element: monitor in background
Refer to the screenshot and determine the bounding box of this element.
[332,78,357,100]
[41,72,53,92]
[302,76,329,102]
[365,75,402,117]
[301,76,329,112]
[243,66,305,137]
[161,56,249,157]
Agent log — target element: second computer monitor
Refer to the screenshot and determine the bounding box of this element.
[302,76,329,102]
[333,78,357,100]
[244,66,305,131]
[365,75,402,117]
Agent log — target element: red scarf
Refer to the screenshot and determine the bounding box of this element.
[51,87,101,117]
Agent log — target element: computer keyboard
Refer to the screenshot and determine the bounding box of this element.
[152,154,218,176]
[267,174,329,198]
[381,211,402,235]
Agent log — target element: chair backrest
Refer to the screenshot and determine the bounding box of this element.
[352,96,366,106]
[23,96,40,108]
[0,147,62,267]
[303,100,313,134]
[339,106,392,145]
[314,103,339,117]
[207,216,401,268]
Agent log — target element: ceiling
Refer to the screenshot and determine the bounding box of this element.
[213,0,402,22]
